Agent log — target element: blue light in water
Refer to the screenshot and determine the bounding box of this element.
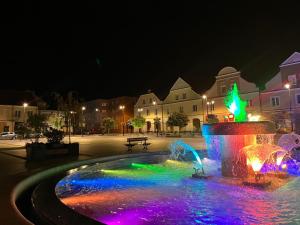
[57,177,156,191]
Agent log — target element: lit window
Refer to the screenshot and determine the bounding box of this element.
[101,109,107,113]
[271,96,280,107]
[182,93,186,99]
[192,105,197,112]
[101,103,107,106]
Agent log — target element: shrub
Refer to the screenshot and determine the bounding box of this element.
[44,128,65,144]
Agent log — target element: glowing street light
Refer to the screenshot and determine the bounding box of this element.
[152,101,157,105]
[95,108,99,112]
[23,102,28,123]
[81,106,86,136]
[119,105,125,136]
[202,95,207,122]
[285,83,293,131]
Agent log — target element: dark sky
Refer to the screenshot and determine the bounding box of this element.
[2,2,300,101]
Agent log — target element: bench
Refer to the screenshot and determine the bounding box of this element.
[125,137,151,151]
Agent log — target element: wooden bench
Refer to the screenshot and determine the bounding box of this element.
[125,137,151,151]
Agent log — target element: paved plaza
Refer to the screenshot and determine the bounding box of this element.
[0,134,205,225]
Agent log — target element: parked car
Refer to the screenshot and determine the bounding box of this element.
[0,132,17,140]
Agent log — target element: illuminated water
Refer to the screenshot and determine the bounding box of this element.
[56,160,300,225]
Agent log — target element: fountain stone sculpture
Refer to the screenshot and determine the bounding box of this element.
[202,83,276,177]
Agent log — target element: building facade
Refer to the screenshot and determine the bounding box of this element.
[261,52,300,133]
[85,96,137,133]
[0,91,41,132]
[205,66,260,121]
[134,68,260,132]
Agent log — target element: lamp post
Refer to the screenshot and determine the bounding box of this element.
[285,83,293,132]
[23,103,28,123]
[211,100,215,114]
[206,101,210,115]
[119,105,125,136]
[81,106,86,136]
[202,95,207,123]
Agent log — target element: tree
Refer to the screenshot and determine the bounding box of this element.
[27,114,47,142]
[14,123,31,139]
[132,116,146,133]
[102,117,115,134]
[47,112,64,130]
[166,112,189,131]
[153,117,161,136]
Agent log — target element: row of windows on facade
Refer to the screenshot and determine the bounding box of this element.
[141,93,188,105]
[14,111,33,118]
[138,104,216,116]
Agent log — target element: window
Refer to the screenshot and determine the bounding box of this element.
[101,103,107,106]
[296,95,300,104]
[221,85,226,94]
[182,93,186,99]
[271,96,280,107]
[155,109,158,115]
[247,99,253,107]
[142,99,146,104]
[288,75,297,85]
[193,105,197,112]
[27,111,33,117]
[166,109,169,114]
[149,98,152,104]
[179,106,184,113]
[175,95,179,100]
[101,109,107,113]
[15,110,21,118]
[146,109,149,116]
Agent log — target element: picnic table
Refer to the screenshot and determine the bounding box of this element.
[125,137,151,151]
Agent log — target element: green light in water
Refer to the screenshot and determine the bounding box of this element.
[224,83,247,122]
[131,163,166,173]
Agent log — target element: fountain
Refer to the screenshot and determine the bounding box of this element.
[169,140,211,179]
[202,83,276,180]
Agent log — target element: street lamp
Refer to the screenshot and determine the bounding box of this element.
[23,102,28,123]
[285,83,293,131]
[95,108,99,112]
[211,100,215,113]
[202,95,207,123]
[119,105,125,136]
[81,106,86,136]
[206,101,210,116]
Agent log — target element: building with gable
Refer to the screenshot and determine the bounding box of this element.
[261,52,300,132]
[205,66,260,121]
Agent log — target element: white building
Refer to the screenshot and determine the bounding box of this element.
[205,66,260,121]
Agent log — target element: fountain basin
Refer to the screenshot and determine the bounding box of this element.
[202,121,276,177]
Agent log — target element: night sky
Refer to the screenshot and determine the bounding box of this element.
[2,2,300,101]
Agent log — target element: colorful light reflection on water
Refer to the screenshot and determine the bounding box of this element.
[56,160,300,224]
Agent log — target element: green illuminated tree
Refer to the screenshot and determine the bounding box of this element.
[132,116,146,133]
[167,112,189,131]
[224,83,247,122]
